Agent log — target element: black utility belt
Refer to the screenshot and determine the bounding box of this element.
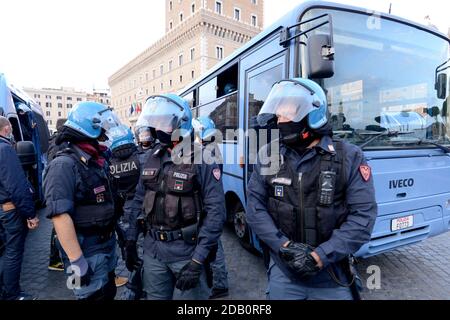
[149,223,198,244]
[149,228,183,242]
[76,227,114,241]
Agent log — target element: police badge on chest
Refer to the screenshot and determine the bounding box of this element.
[94,185,106,203]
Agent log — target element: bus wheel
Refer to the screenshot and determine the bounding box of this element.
[233,205,251,247]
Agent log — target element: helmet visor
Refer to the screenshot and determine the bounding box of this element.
[136,126,153,143]
[98,109,121,131]
[139,96,184,133]
[257,81,318,126]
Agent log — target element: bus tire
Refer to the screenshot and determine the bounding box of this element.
[232,203,256,253]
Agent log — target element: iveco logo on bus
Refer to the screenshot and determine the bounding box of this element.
[389,178,415,189]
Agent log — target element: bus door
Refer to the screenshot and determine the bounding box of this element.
[237,38,287,248]
[242,53,286,187]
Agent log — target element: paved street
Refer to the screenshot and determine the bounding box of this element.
[5,209,450,300]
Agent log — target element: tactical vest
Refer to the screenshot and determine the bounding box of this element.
[141,151,201,231]
[109,152,141,199]
[57,147,115,232]
[265,140,347,247]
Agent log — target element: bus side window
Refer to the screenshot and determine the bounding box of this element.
[247,64,284,126]
[182,89,197,109]
[8,117,23,142]
[217,64,238,97]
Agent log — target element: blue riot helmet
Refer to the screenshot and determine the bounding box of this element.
[107,125,135,151]
[134,125,154,148]
[257,78,328,130]
[223,83,237,95]
[65,101,121,139]
[192,116,216,143]
[138,93,192,147]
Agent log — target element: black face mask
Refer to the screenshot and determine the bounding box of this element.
[156,130,173,147]
[278,119,316,152]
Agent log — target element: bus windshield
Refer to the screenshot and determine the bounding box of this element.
[302,9,450,149]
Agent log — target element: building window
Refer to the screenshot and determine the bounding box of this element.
[169,60,173,71]
[57,103,63,108]
[67,104,73,109]
[234,8,241,21]
[161,83,164,90]
[192,70,195,79]
[153,69,156,79]
[180,75,183,83]
[191,3,195,14]
[180,12,183,22]
[179,54,183,66]
[34,94,40,98]
[190,48,195,61]
[251,15,257,27]
[45,102,52,108]
[169,1,173,10]
[216,46,224,60]
[170,79,173,87]
[45,95,52,99]
[55,96,61,100]
[46,111,50,117]
[153,86,156,93]
[58,112,62,117]
[145,72,149,81]
[251,0,257,4]
[67,97,72,101]
[160,65,164,75]
[169,21,173,30]
[215,1,222,14]
[77,97,82,102]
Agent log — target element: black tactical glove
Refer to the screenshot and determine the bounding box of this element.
[279,242,321,279]
[124,240,140,272]
[175,260,203,291]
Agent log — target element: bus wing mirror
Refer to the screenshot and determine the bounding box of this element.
[436,73,447,99]
[0,107,4,116]
[307,34,335,79]
[16,141,37,166]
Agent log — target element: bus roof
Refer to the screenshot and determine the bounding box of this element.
[179,0,449,95]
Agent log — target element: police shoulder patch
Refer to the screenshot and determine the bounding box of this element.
[359,165,371,182]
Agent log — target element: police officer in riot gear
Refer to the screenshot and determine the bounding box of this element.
[135,125,155,154]
[247,78,377,300]
[43,102,122,300]
[124,94,226,300]
[107,125,142,292]
[192,116,229,299]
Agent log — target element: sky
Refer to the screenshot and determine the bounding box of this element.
[0,0,449,91]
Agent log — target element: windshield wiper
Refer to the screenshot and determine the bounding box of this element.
[388,137,450,154]
[418,139,450,153]
[359,131,414,150]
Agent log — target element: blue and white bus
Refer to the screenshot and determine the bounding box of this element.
[179,1,450,257]
[0,73,50,207]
